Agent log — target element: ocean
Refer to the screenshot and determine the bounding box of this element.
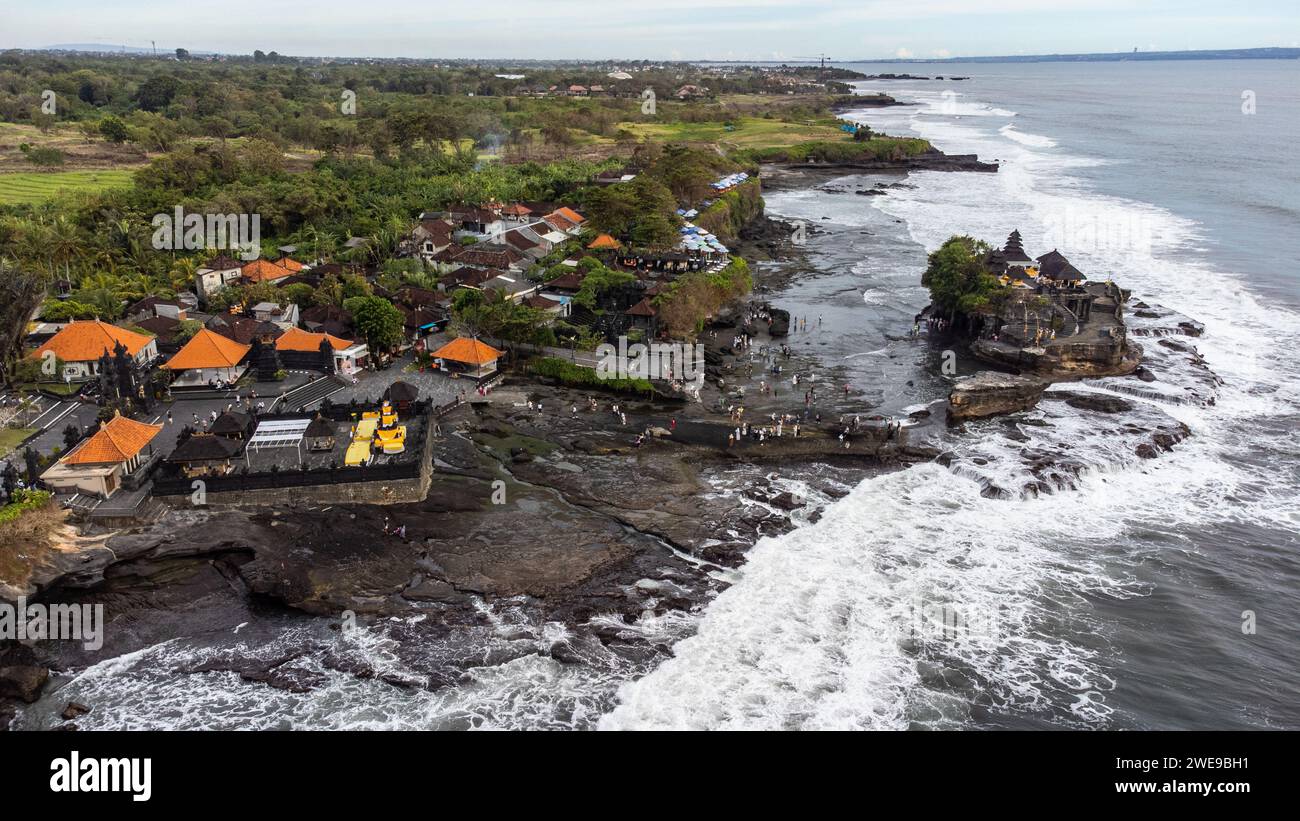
[603,60,1300,729]
[17,60,1300,730]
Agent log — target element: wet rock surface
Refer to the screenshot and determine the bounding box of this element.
[948,371,1049,422]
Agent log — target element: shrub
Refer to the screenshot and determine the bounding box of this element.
[26,147,66,167]
[0,489,53,524]
[529,357,653,395]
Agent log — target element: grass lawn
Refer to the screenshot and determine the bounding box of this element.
[0,169,135,205]
[616,116,850,152]
[15,381,81,396]
[0,426,38,457]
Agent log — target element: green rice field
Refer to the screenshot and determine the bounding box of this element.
[0,169,135,205]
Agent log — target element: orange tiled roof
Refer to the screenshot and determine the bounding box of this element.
[544,214,578,233]
[553,206,585,225]
[587,233,621,250]
[241,259,293,283]
[32,320,152,363]
[63,415,162,465]
[274,326,356,353]
[431,337,503,366]
[274,256,306,272]
[162,328,251,370]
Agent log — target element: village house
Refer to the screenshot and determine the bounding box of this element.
[240,258,295,285]
[478,273,540,304]
[525,293,566,318]
[40,414,163,498]
[539,270,585,311]
[134,316,185,354]
[501,203,533,223]
[395,285,449,313]
[410,217,457,260]
[250,301,300,331]
[274,272,322,290]
[441,266,498,290]
[588,233,622,252]
[301,304,355,338]
[446,206,506,237]
[161,328,251,388]
[441,243,529,272]
[273,256,306,274]
[501,228,547,261]
[551,207,586,228]
[194,254,243,305]
[593,168,638,185]
[275,327,369,375]
[31,320,158,382]
[125,296,187,324]
[400,306,446,351]
[206,312,283,346]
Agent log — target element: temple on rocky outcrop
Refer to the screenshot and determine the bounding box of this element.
[1035,249,1087,288]
[988,230,1041,289]
[1001,229,1035,268]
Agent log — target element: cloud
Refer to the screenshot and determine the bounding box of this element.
[895,47,914,58]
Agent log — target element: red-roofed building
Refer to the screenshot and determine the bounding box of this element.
[411,218,456,259]
[162,328,251,387]
[41,414,163,498]
[30,320,158,381]
[275,327,369,374]
[241,259,294,284]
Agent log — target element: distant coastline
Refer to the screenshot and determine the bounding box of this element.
[13,45,1300,64]
[756,47,1300,65]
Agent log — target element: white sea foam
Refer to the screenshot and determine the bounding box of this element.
[604,82,1300,730]
[31,80,1300,733]
[999,124,1057,149]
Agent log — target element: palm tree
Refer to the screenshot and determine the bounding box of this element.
[14,217,55,278]
[47,215,83,281]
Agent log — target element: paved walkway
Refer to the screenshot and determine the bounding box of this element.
[318,353,464,409]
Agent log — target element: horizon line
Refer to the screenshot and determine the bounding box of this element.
[9,44,1299,64]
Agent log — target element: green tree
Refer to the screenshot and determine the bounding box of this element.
[98,115,131,144]
[921,235,1000,317]
[343,295,404,353]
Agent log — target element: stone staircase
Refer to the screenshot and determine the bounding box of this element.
[274,374,349,412]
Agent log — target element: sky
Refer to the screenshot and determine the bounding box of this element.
[2,0,1298,61]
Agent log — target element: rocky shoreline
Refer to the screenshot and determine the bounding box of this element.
[2,168,1201,730]
[766,148,999,176]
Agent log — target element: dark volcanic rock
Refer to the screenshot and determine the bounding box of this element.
[0,664,49,703]
[1045,390,1136,414]
[0,647,49,703]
